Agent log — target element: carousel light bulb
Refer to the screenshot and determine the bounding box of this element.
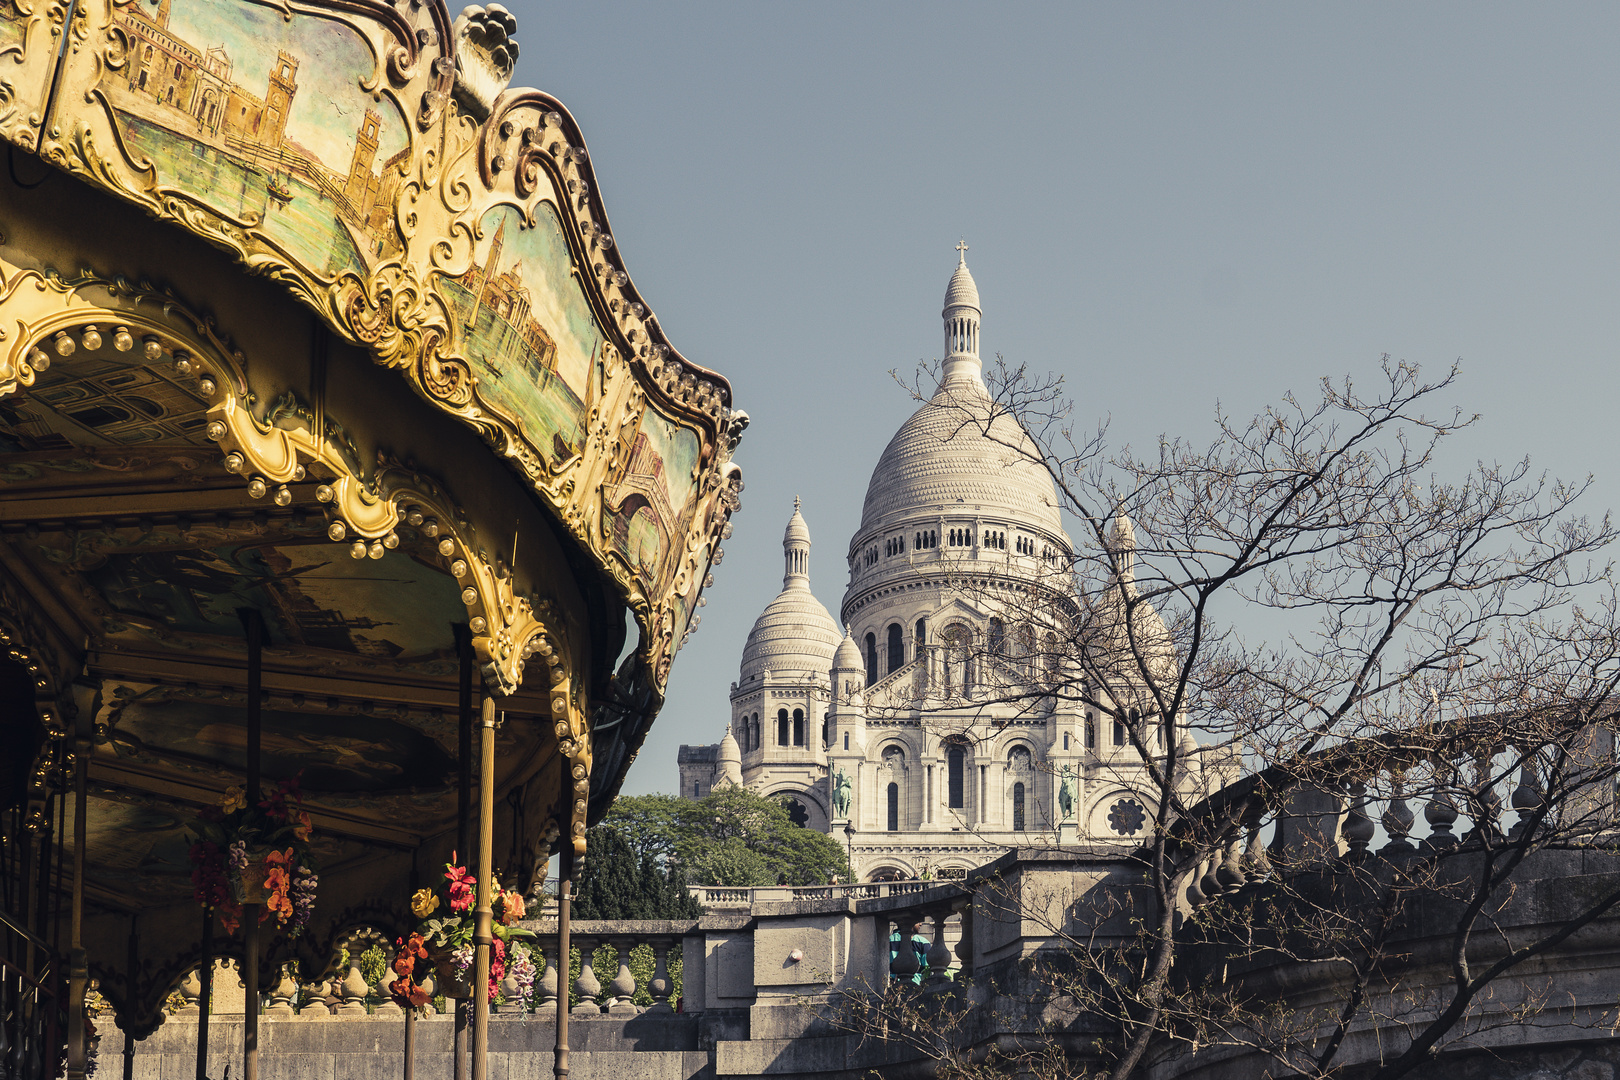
[197,376,216,397]
[273,486,292,507]
[247,478,267,499]
[437,538,454,557]
[293,465,306,481]
[382,531,399,549]
[327,520,347,541]
[368,541,384,559]
[80,326,102,351]
[112,327,134,352]
[315,485,334,503]
[53,332,74,357]
[407,510,424,527]
[422,518,439,537]
[460,587,478,606]
[174,354,193,376]
[350,541,367,559]
[142,337,163,362]
[223,452,244,473]
[28,348,48,371]
[451,559,467,577]
[469,616,487,633]
[206,421,226,441]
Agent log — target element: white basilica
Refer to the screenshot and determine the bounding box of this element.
[678,251,1235,882]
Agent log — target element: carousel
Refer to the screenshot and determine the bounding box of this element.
[0,2,742,1079]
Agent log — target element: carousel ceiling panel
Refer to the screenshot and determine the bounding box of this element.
[31,0,743,699]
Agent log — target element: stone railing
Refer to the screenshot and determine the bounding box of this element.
[688,879,928,911]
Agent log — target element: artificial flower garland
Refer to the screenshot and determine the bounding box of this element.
[391,856,533,1005]
[188,776,318,937]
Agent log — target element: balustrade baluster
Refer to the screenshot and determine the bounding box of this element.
[1215,838,1246,892]
[1425,788,1459,849]
[924,912,953,986]
[1510,764,1544,840]
[536,943,559,1010]
[1185,858,1207,907]
[297,979,329,1016]
[1342,782,1375,860]
[1467,754,1503,842]
[953,905,974,977]
[174,970,201,1017]
[607,940,639,1014]
[646,943,673,1013]
[571,939,603,1016]
[1199,854,1223,902]
[889,919,921,983]
[335,956,369,1016]
[266,965,298,1018]
[1381,779,1416,854]
[1243,827,1272,882]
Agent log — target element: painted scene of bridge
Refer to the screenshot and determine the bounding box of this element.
[103,0,409,278]
[442,203,600,467]
[606,411,700,590]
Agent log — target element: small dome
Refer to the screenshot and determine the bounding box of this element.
[716,727,743,787]
[719,726,741,763]
[833,628,863,672]
[739,503,841,684]
[943,261,980,313]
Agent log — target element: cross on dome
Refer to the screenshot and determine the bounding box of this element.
[956,239,969,265]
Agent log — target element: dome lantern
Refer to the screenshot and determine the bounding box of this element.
[784,494,811,589]
[941,240,982,386]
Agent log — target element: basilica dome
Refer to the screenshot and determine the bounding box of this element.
[738,500,841,684]
[856,254,1064,538]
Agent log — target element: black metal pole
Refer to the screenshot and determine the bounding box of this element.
[124,915,138,1080]
[195,909,212,1080]
[453,624,472,1080]
[237,610,264,1080]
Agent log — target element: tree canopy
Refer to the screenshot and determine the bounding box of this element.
[572,825,702,920]
[600,787,849,887]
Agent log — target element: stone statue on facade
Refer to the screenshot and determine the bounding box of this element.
[832,767,852,819]
[1058,765,1077,821]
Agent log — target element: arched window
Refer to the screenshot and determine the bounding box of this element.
[174,60,183,77]
[1086,713,1097,749]
[694,781,701,797]
[887,623,903,674]
[753,715,761,750]
[988,618,1005,656]
[865,632,878,685]
[778,708,790,747]
[1113,714,1126,747]
[915,618,926,650]
[1044,632,1060,682]
[1013,782,1026,831]
[843,732,849,750]
[1063,733,1071,750]
[793,709,805,747]
[887,782,899,831]
[946,744,965,809]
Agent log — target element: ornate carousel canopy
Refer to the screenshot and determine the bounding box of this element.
[0,0,742,1045]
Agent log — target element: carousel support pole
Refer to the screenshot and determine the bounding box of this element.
[125,915,138,1080]
[402,1006,415,1080]
[66,683,93,1080]
[452,624,472,1080]
[553,843,573,1080]
[196,909,212,1080]
[471,697,497,1080]
[238,610,265,1080]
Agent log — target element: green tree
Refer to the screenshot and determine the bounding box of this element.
[575,826,701,919]
[599,786,849,887]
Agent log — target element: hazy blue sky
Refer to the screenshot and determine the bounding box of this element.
[504,4,1620,797]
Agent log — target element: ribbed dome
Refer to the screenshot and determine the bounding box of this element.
[943,262,980,312]
[738,590,841,683]
[858,378,1064,536]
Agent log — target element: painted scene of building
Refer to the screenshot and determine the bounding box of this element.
[104,0,410,278]
[605,411,701,590]
[442,203,602,467]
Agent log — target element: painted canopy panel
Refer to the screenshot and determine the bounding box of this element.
[0,0,65,150]
[40,0,744,695]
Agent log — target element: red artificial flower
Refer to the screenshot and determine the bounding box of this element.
[445,864,477,913]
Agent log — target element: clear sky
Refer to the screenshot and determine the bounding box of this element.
[503,3,1620,797]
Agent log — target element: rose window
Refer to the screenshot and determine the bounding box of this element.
[1107,798,1147,836]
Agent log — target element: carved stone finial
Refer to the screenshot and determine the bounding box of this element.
[453,5,520,123]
